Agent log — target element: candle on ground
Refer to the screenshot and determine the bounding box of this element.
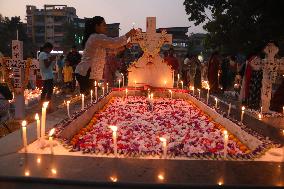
[241,106,245,122]
[181,81,183,89]
[177,74,180,87]
[107,83,109,93]
[215,98,218,108]
[169,90,172,99]
[66,100,70,118]
[118,79,121,89]
[81,94,85,110]
[41,102,49,139]
[90,90,93,103]
[228,103,231,117]
[260,106,263,115]
[109,126,118,157]
[258,113,262,120]
[35,114,40,139]
[164,80,167,88]
[125,88,128,98]
[22,120,27,152]
[159,137,167,159]
[198,89,201,98]
[49,128,55,154]
[102,87,105,96]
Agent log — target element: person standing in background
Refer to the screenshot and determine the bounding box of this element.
[67,45,81,92]
[207,52,221,93]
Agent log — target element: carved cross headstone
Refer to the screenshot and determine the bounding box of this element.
[128,17,173,87]
[261,43,284,113]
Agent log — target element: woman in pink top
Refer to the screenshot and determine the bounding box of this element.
[75,16,136,93]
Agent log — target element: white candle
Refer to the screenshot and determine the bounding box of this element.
[35,114,40,139]
[125,88,128,98]
[49,128,55,154]
[228,103,231,116]
[122,74,124,87]
[81,94,85,110]
[109,126,118,157]
[177,74,180,87]
[169,90,172,99]
[223,130,228,159]
[41,102,49,139]
[260,106,263,115]
[241,106,245,122]
[159,137,167,159]
[66,100,70,118]
[102,87,105,96]
[95,81,98,101]
[118,79,121,89]
[181,81,183,89]
[90,90,93,103]
[258,113,262,120]
[22,120,27,152]
[107,83,109,93]
[198,89,201,98]
[215,98,218,108]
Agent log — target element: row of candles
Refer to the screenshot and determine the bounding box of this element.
[21,102,55,154]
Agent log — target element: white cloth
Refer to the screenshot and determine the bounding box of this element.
[75,33,127,79]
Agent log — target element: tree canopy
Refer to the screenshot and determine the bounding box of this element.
[184,0,284,55]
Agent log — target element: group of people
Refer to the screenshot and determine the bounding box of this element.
[38,16,137,109]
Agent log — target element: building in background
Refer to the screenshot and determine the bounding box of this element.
[26,5,78,51]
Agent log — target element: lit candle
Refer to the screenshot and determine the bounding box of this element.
[41,102,49,139]
[49,128,55,154]
[169,90,172,99]
[118,79,121,89]
[107,83,109,93]
[66,100,70,118]
[22,120,27,152]
[125,88,128,98]
[177,74,180,87]
[258,113,262,120]
[102,86,105,96]
[181,81,183,89]
[198,89,201,98]
[223,130,228,159]
[228,103,231,116]
[159,137,167,159]
[81,94,85,110]
[164,80,167,88]
[206,88,210,104]
[134,80,137,89]
[109,126,118,157]
[35,113,40,139]
[192,86,195,95]
[215,98,218,108]
[95,81,98,101]
[122,73,124,87]
[241,106,245,122]
[90,90,93,103]
[260,106,263,115]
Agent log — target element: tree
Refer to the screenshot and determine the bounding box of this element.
[61,22,84,52]
[183,0,284,56]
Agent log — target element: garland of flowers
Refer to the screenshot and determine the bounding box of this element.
[1,57,31,94]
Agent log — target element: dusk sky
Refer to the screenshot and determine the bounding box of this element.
[0,0,205,35]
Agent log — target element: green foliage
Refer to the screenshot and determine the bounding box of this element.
[184,0,284,55]
[61,22,84,52]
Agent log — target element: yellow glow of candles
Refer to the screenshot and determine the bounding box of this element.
[110,176,118,182]
[37,157,41,164]
[118,79,121,89]
[51,168,57,175]
[159,137,167,158]
[150,93,154,99]
[49,128,55,154]
[158,174,165,181]
[90,90,93,103]
[41,101,49,139]
[24,170,30,176]
[81,94,85,110]
[164,80,167,87]
[181,81,184,89]
[198,89,201,98]
[215,98,218,108]
[241,106,245,122]
[260,106,263,115]
[192,86,195,94]
[107,83,109,93]
[258,113,262,120]
[35,113,40,139]
[22,120,27,152]
[109,126,118,157]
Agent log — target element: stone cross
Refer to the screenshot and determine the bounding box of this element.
[261,43,284,113]
[131,17,172,63]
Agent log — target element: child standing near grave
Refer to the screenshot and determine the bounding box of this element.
[63,60,73,93]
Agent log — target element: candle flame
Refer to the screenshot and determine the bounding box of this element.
[223,130,228,135]
[215,97,218,101]
[109,125,118,132]
[24,170,30,176]
[159,137,167,142]
[242,106,245,111]
[35,113,39,120]
[158,174,164,181]
[49,128,55,137]
[22,120,27,127]
[43,101,49,108]
[51,168,57,175]
[258,114,262,119]
[110,176,118,182]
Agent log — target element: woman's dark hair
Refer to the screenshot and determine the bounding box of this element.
[82,16,105,48]
[42,42,53,49]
